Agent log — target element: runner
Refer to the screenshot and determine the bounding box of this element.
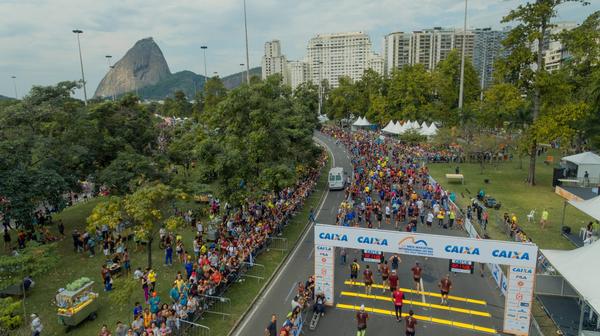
[438,274,452,305]
[356,304,368,336]
[363,265,374,295]
[405,310,417,336]
[385,204,391,226]
[411,262,422,292]
[426,211,433,229]
[380,260,390,293]
[389,254,401,273]
[388,270,399,293]
[392,288,405,322]
[350,259,360,285]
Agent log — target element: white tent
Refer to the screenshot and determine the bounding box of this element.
[394,121,402,128]
[542,241,600,319]
[317,114,329,123]
[421,121,429,129]
[562,152,600,181]
[568,195,600,221]
[412,121,421,129]
[353,117,371,127]
[381,120,397,134]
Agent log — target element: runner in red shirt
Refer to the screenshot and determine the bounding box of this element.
[405,310,417,336]
[392,288,405,321]
[388,270,399,293]
[438,274,452,305]
[411,262,423,291]
[356,304,368,336]
[380,260,390,293]
[363,265,373,295]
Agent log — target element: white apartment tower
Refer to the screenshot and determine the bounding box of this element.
[384,28,475,75]
[307,32,381,88]
[261,40,288,81]
[287,60,310,90]
[543,22,578,72]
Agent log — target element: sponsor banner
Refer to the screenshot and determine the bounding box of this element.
[490,263,508,296]
[362,249,384,263]
[314,244,335,306]
[314,224,537,267]
[503,266,535,335]
[449,259,474,274]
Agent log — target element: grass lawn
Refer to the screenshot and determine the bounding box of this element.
[6,153,330,336]
[427,149,593,250]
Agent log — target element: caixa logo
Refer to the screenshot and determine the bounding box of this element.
[357,236,388,246]
[318,233,348,242]
[444,245,480,255]
[492,250,530,260]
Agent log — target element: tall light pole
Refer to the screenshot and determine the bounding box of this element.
[10,76,18,99]
[457,0,468,115]
[201,45,208,91]
[479,36,487,102]
[72,29,88,105]
[105,55,115,101]
[243,0,251,84]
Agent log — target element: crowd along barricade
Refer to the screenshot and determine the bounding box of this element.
[198,294,231,320]
[175,319,211,336]
[239,261,266,284]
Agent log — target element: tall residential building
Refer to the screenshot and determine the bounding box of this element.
[287,60,310,90]
[307,32,373,88]
[383,32,412,75]
[261,40,288,81]
[543,22,578,72]
[472,28,507,89]
[384,28,475,75]
[367,53,384,76]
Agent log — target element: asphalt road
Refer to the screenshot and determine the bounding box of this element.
[231,131,508,336]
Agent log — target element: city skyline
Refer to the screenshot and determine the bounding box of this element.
[1,0,597,99]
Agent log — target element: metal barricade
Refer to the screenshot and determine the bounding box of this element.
[198,294,231,320]
[267,236,289,254]
[240,261,266,283]
[175,319,211,336]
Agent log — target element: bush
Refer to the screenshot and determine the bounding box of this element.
[0,297,23,330]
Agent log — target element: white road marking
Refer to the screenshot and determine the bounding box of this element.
[230,136,335,336]
[307,246,315,260]
[284,282,297,303]
[420,278,427,304]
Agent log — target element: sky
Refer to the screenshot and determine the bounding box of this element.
[1,0,598,99]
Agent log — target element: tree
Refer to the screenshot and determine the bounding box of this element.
[500,0,590,185]
[326,76,356,120]
[387,64,433,120]
[87,184,186,268]
[97,151,163,195]
[479,83,527,128]
[202,76,227,115]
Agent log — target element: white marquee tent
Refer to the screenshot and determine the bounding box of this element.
[561,152,600,180]
[382,120,397,134]
[353,117,371,127]
[542,241,600,329]
[568,195,600,221]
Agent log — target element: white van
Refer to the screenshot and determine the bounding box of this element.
[328,167,345,190]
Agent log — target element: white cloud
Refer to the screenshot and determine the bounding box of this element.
[0,0,597,98]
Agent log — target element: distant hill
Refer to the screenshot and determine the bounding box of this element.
[138,71,206,100]
[221,67,262,90]
[0,94,15,101]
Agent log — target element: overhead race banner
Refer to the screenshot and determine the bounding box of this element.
[314,224,538,267]
[503,266,536,335]
[314,245,335,306]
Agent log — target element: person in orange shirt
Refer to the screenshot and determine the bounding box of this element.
[143,308,152,328]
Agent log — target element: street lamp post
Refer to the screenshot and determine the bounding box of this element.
[10,76,18,99]
[72,29,88,105]
[243,0,250,84]
[201,45,208,91]
[458,0,468,115]
[105,55,115,101]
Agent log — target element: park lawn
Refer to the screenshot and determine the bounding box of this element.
[9,153,330,336]
[427,149,593,250]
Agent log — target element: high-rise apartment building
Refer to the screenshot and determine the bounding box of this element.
[383,28,475,75]
[287,60,310,90]
[542,22,578,72]
[472,28,507,89]
[307,32,380,88]
[261,40,288,81]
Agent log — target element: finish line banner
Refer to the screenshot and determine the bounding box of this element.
[314,224,537,267]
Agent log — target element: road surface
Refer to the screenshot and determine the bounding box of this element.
[231,131,507,336]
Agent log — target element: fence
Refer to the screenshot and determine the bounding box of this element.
[267,236,289,254]
[175,319,211,336]
[239,261,266,284]
[198,294,232,320]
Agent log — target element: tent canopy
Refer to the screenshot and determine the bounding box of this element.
[353,117,371,127]
[382,121,397,134]
[542,241,600,314]
[562,152,600,180]
[569,195,600,221]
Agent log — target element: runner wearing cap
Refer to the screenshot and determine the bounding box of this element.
[388,270,399,293]
[350,259,360,285]
[411,262,423,291]
[356,304,368,336]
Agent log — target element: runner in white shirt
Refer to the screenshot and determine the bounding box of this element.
[385,205,391,225]
[426,211,434,229]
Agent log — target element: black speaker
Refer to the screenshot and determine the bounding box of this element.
[553,168,565,187]
[562,226,571,234]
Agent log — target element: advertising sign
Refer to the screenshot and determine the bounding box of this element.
[314,224,537,267]
[449,259,474,274]
[503,266,535,335]
[362,249,384,263]
[314,245,335,306]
